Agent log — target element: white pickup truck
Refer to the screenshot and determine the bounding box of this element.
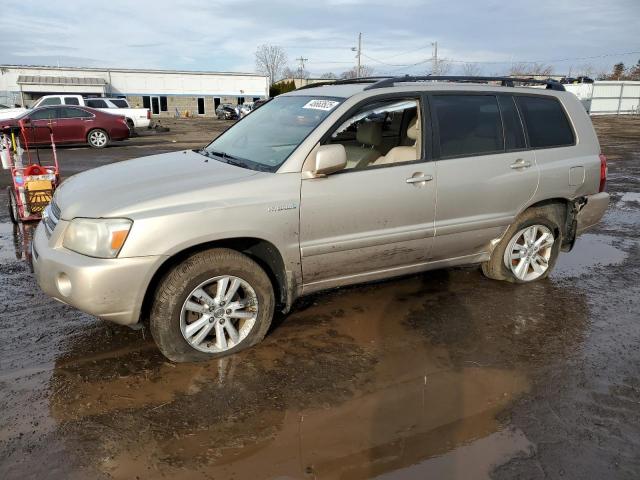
[0,95,151,129]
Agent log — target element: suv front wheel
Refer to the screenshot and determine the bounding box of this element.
[482,205,563,283]
[150,248,275,362]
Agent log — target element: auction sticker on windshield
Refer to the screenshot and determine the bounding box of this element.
[303,99,340,111]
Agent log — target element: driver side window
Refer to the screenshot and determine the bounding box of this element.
[324,98,422,170]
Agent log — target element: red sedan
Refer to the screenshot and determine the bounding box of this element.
[2,105,130,148]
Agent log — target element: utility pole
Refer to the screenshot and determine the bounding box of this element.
[432,41,438,75]
[352,33,362,77]
[295,56,308,85]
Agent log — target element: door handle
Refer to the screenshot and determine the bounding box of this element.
[406,174,433,184]
[510,159,532,169]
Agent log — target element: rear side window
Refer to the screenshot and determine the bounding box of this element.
[432,95,503,158]
[64,97,80,105]
[86,99,108,108]
[60,107,92,118]
[516,96,574,148]
[498,96,526,150]
[110,99,128,108]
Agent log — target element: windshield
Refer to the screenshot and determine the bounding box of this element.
[204,95,342,172]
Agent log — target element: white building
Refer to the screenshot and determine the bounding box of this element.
[0,65,269,117]
[564,81,640,115]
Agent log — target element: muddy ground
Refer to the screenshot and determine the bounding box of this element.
[0,116,639,479]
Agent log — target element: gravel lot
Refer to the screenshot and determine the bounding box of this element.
[0,116,639,479]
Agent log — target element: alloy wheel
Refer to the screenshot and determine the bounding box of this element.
[179,275,258,353]
[503,224,555,281]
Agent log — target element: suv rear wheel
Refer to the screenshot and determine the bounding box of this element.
[150,248,275,362]
[482,205,563,283]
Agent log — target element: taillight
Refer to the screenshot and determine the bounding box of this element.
[599,153,608,192]
[147,110,151,119]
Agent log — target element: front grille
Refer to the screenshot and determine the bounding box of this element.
[43,200,60,237]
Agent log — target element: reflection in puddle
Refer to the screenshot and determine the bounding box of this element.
[619,192,640,204]
[0,221,35,266]
[553,233,628,279]
[29,271,589,480]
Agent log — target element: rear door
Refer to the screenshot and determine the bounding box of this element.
[55,107,93,143]
[430,93,539,260]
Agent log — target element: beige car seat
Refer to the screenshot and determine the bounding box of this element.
[344,121,382,169]
[372,116,420,166]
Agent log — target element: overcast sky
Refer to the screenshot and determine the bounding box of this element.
[1,0,638,77]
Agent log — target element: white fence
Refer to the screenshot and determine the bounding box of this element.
[564,81,640,115]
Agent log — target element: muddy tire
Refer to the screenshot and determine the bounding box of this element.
[7,187,19,224]
[87,129,109,148]
[125,119,136,135]
[150,248,275,362]
[482,205,564,283]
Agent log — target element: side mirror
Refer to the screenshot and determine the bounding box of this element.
[21,116,31,124]
[313,144,347,176]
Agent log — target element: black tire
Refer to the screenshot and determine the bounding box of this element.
[150,248,275,362]
[87,128,109,148]
[482,205,564,283]
[125,119,137,136]
[7,187,19,224]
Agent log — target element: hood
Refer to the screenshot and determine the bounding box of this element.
[55,150,261,219]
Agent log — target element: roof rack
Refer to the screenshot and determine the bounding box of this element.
[363,75,566,91]
[295,76,392,90]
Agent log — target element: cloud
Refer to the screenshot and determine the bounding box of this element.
[0,0,637,76]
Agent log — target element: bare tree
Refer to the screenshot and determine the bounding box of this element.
[283,66,310,80]
[507,62,553,77]
[340,65,374,79]
[461,63,482,76]
[574,64,596,79]
[255,44,287,83]
[320,72,337,79]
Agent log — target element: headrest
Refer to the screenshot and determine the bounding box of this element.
[407,116,419,141]
[356,121,382,146]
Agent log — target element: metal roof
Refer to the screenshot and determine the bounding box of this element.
[17,75,107,86]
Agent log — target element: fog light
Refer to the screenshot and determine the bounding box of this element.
[56,272,72,297]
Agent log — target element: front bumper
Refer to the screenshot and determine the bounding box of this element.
[576,192,610,234]
[32,221,165,325]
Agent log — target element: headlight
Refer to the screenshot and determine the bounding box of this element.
[63,218,132,258]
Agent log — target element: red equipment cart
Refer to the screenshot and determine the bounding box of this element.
[2,121,60,224]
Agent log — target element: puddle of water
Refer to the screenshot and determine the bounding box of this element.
[0,221,35,263]
[553,233,628,279]
[374,427,534,480]
[619,192,640,204]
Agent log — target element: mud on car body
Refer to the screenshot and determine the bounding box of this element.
[33,76,609,362]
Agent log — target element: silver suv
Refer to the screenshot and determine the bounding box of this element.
[33,76,610,362]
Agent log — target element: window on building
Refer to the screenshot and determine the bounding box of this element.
[197,97,205,115]
[38,97,61,106]
[160,96,168,112]
[432,95,504,158]
[214,97,221,110]
[516,96,574,148]
[64,97,80,105]
[497,96,526,151]
[237,97,245,105]
[142,96,151,109]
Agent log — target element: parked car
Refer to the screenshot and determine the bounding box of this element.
[215,104,238,120]
[34,76,609,362]
[1,105,130,148]
[253,98,270,110]
[0,95,151,130]
[239,102,254,117]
